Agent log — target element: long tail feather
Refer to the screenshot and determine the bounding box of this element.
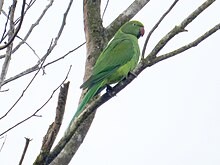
[70,82,103,125]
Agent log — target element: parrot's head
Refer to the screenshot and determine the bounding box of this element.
[121,20,145,39]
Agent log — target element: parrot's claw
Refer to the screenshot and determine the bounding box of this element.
[106,85,116,97]
[106,84,113,92]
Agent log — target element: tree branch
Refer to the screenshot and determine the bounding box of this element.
[12,0,53,54]
[142,0,179,58]
[106,0,150,40]
[0,65,71,136]
[155,22,220,63]
[34,82,70,165]
[18,137,32,165]
[0,0,25,50]
[0,41,52,120]
[0,0,74,87]
[0,0,17,89]
[0,0,4,15]
[146,0,216,60]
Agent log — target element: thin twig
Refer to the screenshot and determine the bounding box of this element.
[141,0,179,58]
[14,0,37,25]
[0,65,72,136]
[1,41,84,87]
[0,0,74,87]
[0,41,53,120]
[16,35,40,60]
[101,0,109,20]
[0,0,26,50]
[1,0,37,43]
[18,137,32,165]
[0,8,11,44]
[44,42,86,67]
[146,0,215,60]
[11,0,54,54]
[156,22,220,62]
[0,135,7,153]
[0,88,9,92]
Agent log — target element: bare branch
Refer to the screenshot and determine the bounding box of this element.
[141,0,179,58]
[146,0,216,60]
[11,0,54,54]
[0,0,37,43]
[18,137,32,165]
[0,0,17,89]
[1,41,84,87]
[0,65,72,136]
[0,0,74,87]
[0,0,25,50]
[106,0,150,40]
[16,35,40,60]
[44,42,86,68]
[0,41,52,120]
[0,7,10,44]
[155,22,220,63]
[34,82,70,165]
[0,135,7,153]
[101,0,109,20]
[0,0,4,15]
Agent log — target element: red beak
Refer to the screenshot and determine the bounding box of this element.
[140,27,145,36]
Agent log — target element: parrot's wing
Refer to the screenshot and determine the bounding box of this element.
[81,38,135,89]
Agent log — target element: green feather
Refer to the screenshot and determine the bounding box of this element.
[71,81,103,122]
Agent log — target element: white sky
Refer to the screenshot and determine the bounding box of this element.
[0,0,220,165]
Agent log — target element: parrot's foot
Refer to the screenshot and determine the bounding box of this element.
[106,85,116,97]
[128,71,137,78]
[106,84,113,92]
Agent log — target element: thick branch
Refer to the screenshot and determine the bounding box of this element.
[83,0,105,79]
[34,82,69,165]
[48,1,105,164]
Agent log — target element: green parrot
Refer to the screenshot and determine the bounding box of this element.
[73,20,145,120]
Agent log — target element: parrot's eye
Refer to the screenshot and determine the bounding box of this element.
[132,23,136,26]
